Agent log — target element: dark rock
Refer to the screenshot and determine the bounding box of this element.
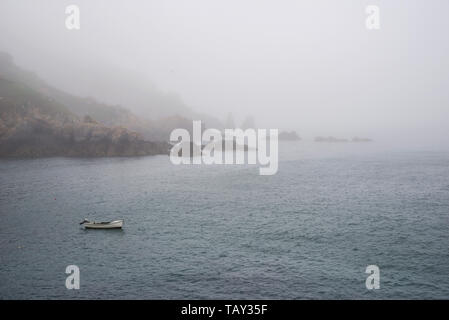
[0,78,170,158]
[314,136,348,143]
[279,131,301,141]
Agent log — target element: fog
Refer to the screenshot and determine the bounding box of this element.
[1,0,448,148]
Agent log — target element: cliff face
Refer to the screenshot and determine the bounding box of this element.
[0,78,169,157]
[0,52,223,142]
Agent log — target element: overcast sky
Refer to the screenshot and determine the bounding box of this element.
[1,0,448,147]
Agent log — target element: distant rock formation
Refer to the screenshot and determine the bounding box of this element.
[314,136,348,143]
[279,131,301,141]
[149,115,205,142]
[225,112,235,129]
[241,115,255,130]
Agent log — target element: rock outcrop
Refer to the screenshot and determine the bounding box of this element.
[0,77,169,157]
[314,136,348,143]
[279,131,301,141]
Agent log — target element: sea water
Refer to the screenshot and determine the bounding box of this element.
[1,142,448,299]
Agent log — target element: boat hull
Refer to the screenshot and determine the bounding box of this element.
[84,220,123,229]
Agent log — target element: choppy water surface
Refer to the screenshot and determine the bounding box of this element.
[1,142,449,299]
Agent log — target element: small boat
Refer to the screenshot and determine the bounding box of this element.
[80,219,124,229]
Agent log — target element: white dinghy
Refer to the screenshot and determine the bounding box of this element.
[80,219,124,229]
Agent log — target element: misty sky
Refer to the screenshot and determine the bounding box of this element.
[1,0,448,146]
